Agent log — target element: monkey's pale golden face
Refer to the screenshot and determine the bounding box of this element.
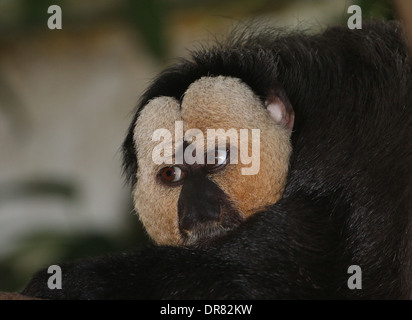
[133,76,292,246]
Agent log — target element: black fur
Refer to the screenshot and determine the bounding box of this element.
[23,21,411,299]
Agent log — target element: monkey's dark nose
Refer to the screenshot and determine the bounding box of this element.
[177,174,222,233]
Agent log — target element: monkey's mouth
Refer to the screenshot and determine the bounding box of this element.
[180,223,232,247]
[179,207,244,247]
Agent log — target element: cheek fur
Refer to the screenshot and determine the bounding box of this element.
[213,128,290,217]
[133,181,183,246]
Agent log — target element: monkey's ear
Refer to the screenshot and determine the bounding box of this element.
[265,89,295,133]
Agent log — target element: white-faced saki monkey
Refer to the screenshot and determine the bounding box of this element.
[23,21,411,299]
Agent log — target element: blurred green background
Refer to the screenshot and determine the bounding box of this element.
[0,0,396,292]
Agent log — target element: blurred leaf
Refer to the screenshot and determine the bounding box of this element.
[355,0,395,20]
[0,179,78,204]
[23,0,64,28]
[0,74,29,138]
[126,0,168,61]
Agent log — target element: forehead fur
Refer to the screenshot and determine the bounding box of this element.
[133,76,283,171]
[181,76,275,131]
[134,76,280,161]
[134,96,181,169]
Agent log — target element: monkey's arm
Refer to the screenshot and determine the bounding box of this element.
[22,197,338,300]
[22,247,248,299]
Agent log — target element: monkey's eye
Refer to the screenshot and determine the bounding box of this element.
[205,149,229,172]
[159,166,185,184]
